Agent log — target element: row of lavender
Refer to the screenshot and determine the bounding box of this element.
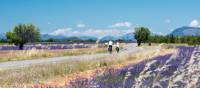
[0,44,91,50]
[69,46,200,88]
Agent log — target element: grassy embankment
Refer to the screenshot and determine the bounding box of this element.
[0,47,107,62]
[0,43,8,45]
[0,45,175,88]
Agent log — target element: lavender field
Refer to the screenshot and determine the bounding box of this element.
[68,46,200,88]
[0,43,95,50]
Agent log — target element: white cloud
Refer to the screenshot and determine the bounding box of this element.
[49,28,72,36]
[158,32,164,35]
[49,22,135,37]
[110,22,132,28]
[49,28,134,38]
[85,29,133,37]
[165,19,171,23]
[77,24,86,28]
[189,20,199,27]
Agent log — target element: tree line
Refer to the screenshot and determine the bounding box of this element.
[149,35,200,45]
[134,27,200,46]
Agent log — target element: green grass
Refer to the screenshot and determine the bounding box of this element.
[0,43,8,45]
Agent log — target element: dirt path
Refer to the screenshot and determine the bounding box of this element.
[0,43,148,69]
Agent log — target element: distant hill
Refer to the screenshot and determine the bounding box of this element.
[78,36,97,41]
[100,36,118,42]
[41,34,97,41]
[41,32,136,42]
[120,33,135,41]
[1,32,135,42]
[41,34,66,40]
[170,26,200,36]
[100,33,135,42]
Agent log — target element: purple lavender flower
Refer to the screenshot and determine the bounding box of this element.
[68,46,197,88]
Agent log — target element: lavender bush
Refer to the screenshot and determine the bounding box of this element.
[68,46,200,88]
[0,44,90,50]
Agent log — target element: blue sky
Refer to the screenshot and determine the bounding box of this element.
[0,0,200,37]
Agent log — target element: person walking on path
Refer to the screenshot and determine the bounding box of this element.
[115,41,120,53]
[108,40,113,54]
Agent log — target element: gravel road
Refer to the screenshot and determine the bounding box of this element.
[0,43,158,69]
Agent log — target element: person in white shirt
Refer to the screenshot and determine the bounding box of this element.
[108,40,113,46]
[115,41,120,53]
[108,40,113,54]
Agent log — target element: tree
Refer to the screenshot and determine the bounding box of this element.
[169,35,175,43]
[0,39,7,43]
[6,24,40,50]
[134,27,151,46]
[46,38,55,42]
